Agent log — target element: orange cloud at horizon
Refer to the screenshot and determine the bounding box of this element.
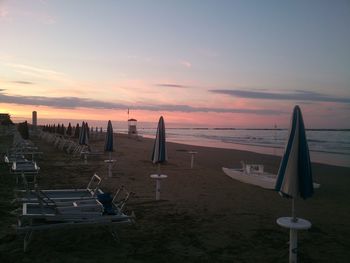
[1,103,290,128]
[3,99,346,129]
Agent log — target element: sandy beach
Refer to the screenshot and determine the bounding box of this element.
[1,130,350,262]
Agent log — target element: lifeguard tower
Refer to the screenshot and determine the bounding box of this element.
[128,118,138,136]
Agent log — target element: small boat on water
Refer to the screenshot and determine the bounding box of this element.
[222,162,320,190]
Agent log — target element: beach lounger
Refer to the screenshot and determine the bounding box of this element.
[79,148,104,164]
[19,185,133,220]
[4,153,26,165]
[15,173,103,203]
[11,160,40,185]
[16,186,134,252]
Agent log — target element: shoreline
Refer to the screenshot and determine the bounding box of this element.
[140,133,350,168]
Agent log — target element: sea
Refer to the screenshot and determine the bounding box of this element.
[136,127,350,168]
[30,118,350,168]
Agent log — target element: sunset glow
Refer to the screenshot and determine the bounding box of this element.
[1,1,349,128]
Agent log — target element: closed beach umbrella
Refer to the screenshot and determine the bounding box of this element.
[275,105,314,200]
[74,123,80,138]
[275,105,314,263]
[78,122,85,144]
[79,122,89,145]
[152,116,167,164]
[104,120,114,152]
[151,116,168,200]
[84,122,89,145]
[61,124,66,135]
[86,122,90,139]
[66,123,72,136]
[104,120,114,177]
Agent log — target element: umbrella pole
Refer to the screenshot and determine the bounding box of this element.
[156,178,161,200]
[108,152,112,177]
[157,163,161,175]
[290,198,298,263]
[156,163,161,200]
[289,228,298,263]
[292,198,297,222]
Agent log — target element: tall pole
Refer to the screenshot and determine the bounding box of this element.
[289,229,298,263]
[157,163,161,175]
[292,198,297,222]
[274,123,277,156]
[156,179,161,200]
[127,108,130,135]
[108,151,112,177]
[290,198,298,263]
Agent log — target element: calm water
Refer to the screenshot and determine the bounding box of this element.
[135,128,350,168]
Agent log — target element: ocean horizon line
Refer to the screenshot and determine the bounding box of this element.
[10,117,350,131]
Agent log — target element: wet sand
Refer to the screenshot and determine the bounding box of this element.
[1,131,350,262]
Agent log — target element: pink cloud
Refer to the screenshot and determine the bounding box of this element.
[0,7,9,19]
[179,60,192,68]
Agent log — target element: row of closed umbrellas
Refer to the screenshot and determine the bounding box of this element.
[103,108,314,202]
[82,106,313,263]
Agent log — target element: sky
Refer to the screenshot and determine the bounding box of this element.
[0,0,349,128]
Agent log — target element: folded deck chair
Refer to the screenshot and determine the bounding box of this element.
[16,186,134,252]
[15,173,103,203]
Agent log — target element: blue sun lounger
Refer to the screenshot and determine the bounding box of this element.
[15,173,103,203]
[16,186,134,252]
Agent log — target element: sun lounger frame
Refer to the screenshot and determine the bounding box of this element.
[17,215,133,252]
[15,173,103,203]
[16,185,134,252]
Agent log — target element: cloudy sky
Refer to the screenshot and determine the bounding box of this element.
[1,0,349,128]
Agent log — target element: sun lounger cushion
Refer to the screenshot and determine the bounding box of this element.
[97,193,116,215]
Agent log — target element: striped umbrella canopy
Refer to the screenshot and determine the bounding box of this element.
[104,120,114,152]
[152,116,167,164]
[275,105,314,199]
[79,121,89,146]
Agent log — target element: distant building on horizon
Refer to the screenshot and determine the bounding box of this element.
[32,111,37,127]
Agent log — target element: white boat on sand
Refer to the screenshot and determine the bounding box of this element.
[222,162,320,190]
